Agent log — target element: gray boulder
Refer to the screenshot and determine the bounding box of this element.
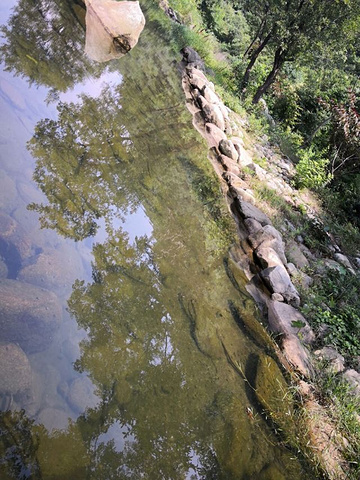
[0,279,62,353]
[343,369,360,396]
[218,102,230,121]
[267,300,315,344]
[261,266,300,307]
[219,139,239,162]
[230,186,256,205]
[247,162,267,180]
[248,225,287,264]
[255,246,284,269]
[271,293,284,302]
[333,253,356,274]
[188,71,208,91]
[244,218,262,235]
[282,335,314,378]
[236,199,272,226]
[314,347,345,373]
[203,85,220,104]
[285,239,309,269]
[220,155,240,176]
[182,48,205,70]
[204,122,227,148]
[201,102,225,131]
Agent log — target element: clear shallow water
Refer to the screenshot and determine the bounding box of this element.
[0,1,313,478]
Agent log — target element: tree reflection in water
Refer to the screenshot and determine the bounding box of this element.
[0,0,103,91]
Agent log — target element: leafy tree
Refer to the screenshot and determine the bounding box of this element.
[238,0,360,103]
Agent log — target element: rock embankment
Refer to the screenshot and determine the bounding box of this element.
[181,57,315,377]
[180,49,358,479]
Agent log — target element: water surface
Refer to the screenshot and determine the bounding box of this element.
[0,1,313,478]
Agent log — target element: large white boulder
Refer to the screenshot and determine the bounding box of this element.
[85,0,146,62]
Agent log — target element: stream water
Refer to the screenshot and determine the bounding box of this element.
[0,1,314,478]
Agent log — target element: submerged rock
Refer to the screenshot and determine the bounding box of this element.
[36,407,70,432]
[255,354,294,428]
[0,212,31,265]
[18,246,83,295]
[85,0,145,62]
[0,279,62,353]
[0,257,8,279]
[0,343,32,396]
[258,464,286,480]
[66,377,99,414]
[0,169,18,213]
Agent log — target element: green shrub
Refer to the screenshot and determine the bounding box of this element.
[301,268,360,362]
[312,308,360,357]
[294,147,332,189]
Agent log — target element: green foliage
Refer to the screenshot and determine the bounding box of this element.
[252,156,267,169]
[268,73,303,128]
[301,268,360,361]
[200,0,250,56]
[294,147,332,190]
[321,90,360,178]
[312,308,360,357]
[322,174,360,232]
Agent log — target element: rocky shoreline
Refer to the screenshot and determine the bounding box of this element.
[180,49,360,479]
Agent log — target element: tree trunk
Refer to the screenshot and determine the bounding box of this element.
[241,31,272,92]
[252,46,286,104]
[243,17,266,58]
